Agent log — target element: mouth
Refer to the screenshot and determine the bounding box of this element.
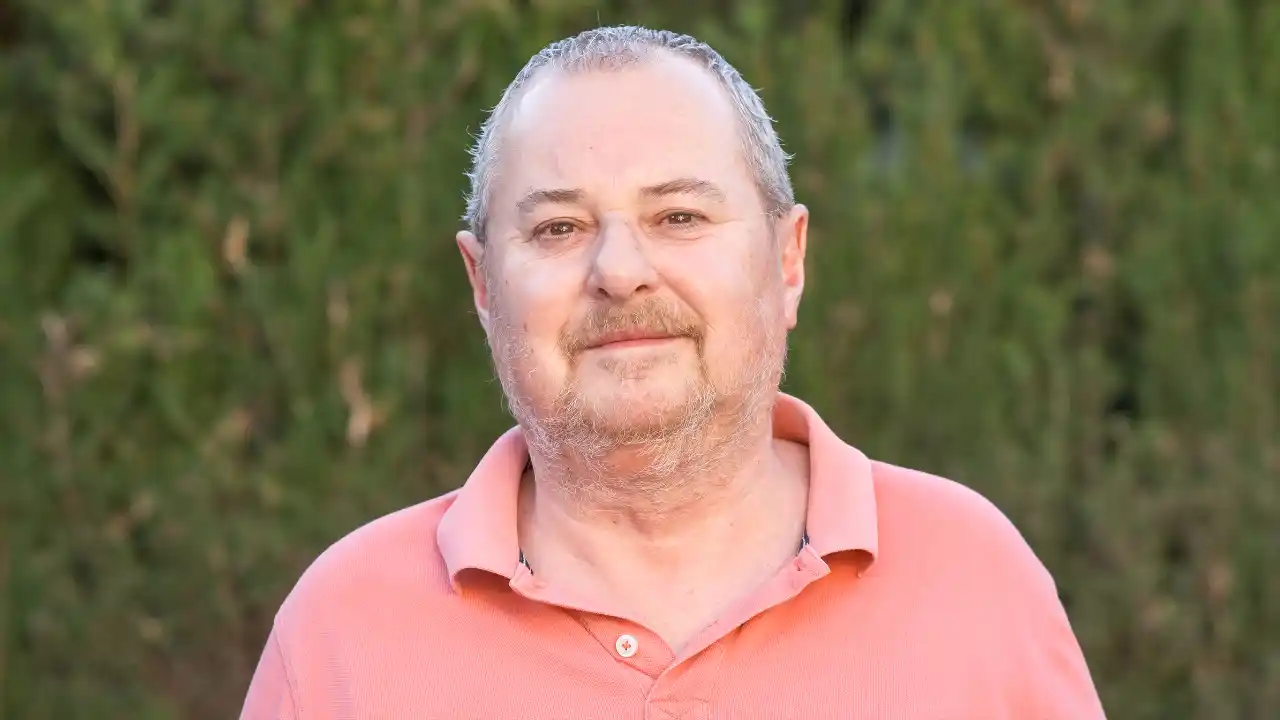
[585,330,682,351]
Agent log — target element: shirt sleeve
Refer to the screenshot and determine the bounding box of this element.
[1003,541,1108,719]
[240,626,300,720]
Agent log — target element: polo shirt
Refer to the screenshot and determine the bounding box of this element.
[240,393,1106,719]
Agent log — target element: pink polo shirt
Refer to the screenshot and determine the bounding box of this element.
[241,393,1105,719]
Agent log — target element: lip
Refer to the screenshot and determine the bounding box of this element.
[586,332,681,350]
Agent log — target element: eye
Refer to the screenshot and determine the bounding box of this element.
[661,211,703,227]
[533,220,578,241]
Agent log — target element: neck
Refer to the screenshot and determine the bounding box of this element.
[537,400,766,517]
[516,406,810,600]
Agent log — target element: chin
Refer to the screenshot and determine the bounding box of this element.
[577,373,714,443]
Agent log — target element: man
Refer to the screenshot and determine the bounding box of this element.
[241,26,1105,719]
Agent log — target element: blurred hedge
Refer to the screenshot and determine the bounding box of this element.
[1,1,1276,718]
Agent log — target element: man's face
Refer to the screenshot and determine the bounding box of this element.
[460,55,807,456]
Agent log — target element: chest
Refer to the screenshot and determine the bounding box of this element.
[292,590,1015,720]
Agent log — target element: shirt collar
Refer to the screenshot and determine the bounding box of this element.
[437,392,879,589]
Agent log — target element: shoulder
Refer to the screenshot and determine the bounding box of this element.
[868,460,1055,589]
[273,490,462,630]
[864,462,1104,716]
[870,461,1019,534]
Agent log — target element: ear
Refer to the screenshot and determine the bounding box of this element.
[776,204,808,330]
[457,230,492,333]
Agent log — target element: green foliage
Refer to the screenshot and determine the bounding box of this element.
[1,0,1276,718]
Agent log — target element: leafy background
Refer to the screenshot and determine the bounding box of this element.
[1,0,1276,718]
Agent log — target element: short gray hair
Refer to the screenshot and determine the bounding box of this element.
[461,25,795,241]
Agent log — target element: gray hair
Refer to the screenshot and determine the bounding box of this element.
[461,25,795,241]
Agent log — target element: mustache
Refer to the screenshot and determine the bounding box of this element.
[561,300,703,355]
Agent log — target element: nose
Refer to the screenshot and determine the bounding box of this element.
[588,219,658,301]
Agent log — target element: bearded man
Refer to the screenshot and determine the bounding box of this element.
[241,25,1106,720]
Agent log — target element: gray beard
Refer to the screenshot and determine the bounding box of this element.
[487,295,788,511]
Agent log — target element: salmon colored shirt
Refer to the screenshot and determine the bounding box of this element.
[241,394,1105,719]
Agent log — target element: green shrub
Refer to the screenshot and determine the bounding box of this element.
[1,1,1276,717]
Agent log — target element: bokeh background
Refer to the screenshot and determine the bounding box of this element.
[1,0,1277,718]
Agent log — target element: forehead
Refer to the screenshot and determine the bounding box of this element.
[496,55,753,204]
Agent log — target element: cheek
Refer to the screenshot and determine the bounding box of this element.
[690,272,784,365]
[677,246,776,323]
[491,261,581,363]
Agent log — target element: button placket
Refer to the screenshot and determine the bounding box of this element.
[585,619,670,677]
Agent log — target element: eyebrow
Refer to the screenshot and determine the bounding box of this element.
[640,177,727,203]
[516,188,584,216]
[515,177,727,216]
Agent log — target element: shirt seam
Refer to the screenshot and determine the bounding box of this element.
[273,618,305,720]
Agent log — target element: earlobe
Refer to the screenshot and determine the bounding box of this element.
[781,205,809,328]
[456,231,491,330]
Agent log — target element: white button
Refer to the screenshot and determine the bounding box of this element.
[615,634,638,658]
